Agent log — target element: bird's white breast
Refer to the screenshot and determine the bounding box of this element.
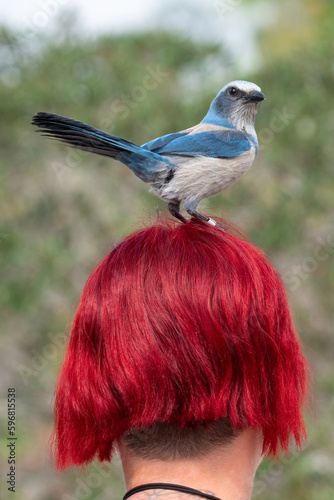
[152,142,257,204]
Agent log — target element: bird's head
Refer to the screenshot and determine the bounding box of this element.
[206,80,265,133]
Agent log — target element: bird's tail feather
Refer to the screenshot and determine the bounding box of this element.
[32,112,169,182]
[32,112,141,159]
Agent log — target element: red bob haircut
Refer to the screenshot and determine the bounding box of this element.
[53,216,309,469]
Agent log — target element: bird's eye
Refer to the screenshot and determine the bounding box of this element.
[229,87,237,96]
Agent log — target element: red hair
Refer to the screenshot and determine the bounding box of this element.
[52,216,309,469]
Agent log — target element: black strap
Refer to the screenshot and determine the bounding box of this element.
[123,483,222,500]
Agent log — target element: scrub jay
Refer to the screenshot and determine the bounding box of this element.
[32,80,265,225]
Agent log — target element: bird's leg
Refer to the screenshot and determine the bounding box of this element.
[184,200,219,227]
[187,209,218,227]
[168,202,187,223]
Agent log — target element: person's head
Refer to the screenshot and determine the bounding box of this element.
[52,216,309,470]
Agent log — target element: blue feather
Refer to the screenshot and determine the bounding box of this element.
[248,133,259,155]
[142,131,188,151]
[201,109,234,129]
[150,130,251,158]
[117,151,172,181]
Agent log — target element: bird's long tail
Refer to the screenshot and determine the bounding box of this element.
[31,112,169,182]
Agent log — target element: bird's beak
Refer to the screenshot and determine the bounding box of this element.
[246,90,266,103]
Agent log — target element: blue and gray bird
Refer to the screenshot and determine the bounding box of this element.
[32,80,265,225]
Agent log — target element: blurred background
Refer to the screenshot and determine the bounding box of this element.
[0,0,333,498]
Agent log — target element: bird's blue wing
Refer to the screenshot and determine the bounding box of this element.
[142,130,189,152]
[148,130,252,158]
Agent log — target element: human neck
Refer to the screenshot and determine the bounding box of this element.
[118,429,263,500]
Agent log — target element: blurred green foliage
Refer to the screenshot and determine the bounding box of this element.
[0,1,333,499]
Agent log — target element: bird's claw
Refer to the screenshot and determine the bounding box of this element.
[186,208,214,225]
[185,208,224,230]
[168,203,187,223]
[168,203,224,230]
